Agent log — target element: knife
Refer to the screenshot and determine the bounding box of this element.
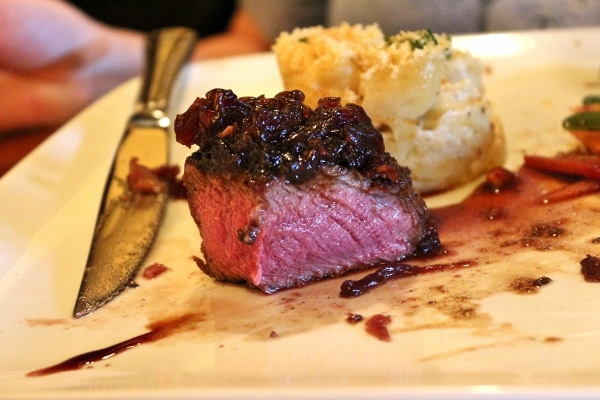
[73,27,197,318]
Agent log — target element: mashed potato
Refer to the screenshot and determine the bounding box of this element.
[273,23,505,193]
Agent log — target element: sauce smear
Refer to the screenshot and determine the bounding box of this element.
[340,260,474,297]
[27,160,600,375]
[27,314,198,377]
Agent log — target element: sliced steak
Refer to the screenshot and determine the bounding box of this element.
[175,89,440,293]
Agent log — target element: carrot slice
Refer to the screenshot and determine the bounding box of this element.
[524,155,600,180]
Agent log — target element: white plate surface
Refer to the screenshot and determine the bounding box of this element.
[1,28,600,399]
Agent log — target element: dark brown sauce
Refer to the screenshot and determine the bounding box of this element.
[339,260,474,298]
[431,166,596,259]
[27,314,199,377]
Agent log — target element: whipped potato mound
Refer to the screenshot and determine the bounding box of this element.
[273,23,505,193]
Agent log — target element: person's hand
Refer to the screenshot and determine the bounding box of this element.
[0,0,144,132]
[0,0,270,134]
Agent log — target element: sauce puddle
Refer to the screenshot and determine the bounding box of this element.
[340,260,474,297]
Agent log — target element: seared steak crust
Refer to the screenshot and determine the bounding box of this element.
[175,89,440,293]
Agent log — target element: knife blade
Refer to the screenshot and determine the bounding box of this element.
[73,27,197,318]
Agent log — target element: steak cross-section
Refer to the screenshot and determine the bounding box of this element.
[175,89,440,293]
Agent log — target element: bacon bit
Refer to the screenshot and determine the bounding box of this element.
[524,155,600,180]
[152,164,187,199]
[127,159,187,199]
[373,163,400,182]
[365,314,392,342]
[127,158,167,194]
[142,263,169,279]
[152,164,180,180]
[485,166,517,192]
[539,179,600,203]
[167,179,187,199]
[217,125,235,138]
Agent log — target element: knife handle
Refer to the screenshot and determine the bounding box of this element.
[134,27,198,125]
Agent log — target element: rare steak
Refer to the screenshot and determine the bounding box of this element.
[175,89,440,293]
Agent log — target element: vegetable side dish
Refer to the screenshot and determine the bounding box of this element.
[273,24,505,193]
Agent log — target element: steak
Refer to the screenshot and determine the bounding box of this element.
[175,89,440,293]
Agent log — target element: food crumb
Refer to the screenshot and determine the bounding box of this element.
[346,313,364,324]
[127,280,139,288]
[581,254,600,282]
[509,276,552,294]
[142,263,169,279]
[485,166,516,192]
[365,314,392,342]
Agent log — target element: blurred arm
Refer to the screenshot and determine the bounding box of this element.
[0,1,270,133]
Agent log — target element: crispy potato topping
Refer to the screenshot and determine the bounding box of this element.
[274,24,505,192]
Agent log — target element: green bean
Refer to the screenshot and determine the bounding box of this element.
[583,95,600,106]
[563,111,600,131]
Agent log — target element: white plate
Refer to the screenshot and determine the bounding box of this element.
[1,28,600,400]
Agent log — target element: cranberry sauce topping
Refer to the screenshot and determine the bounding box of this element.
[175,89,407,185]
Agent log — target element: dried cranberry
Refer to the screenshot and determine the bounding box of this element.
[175,89,405,186]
